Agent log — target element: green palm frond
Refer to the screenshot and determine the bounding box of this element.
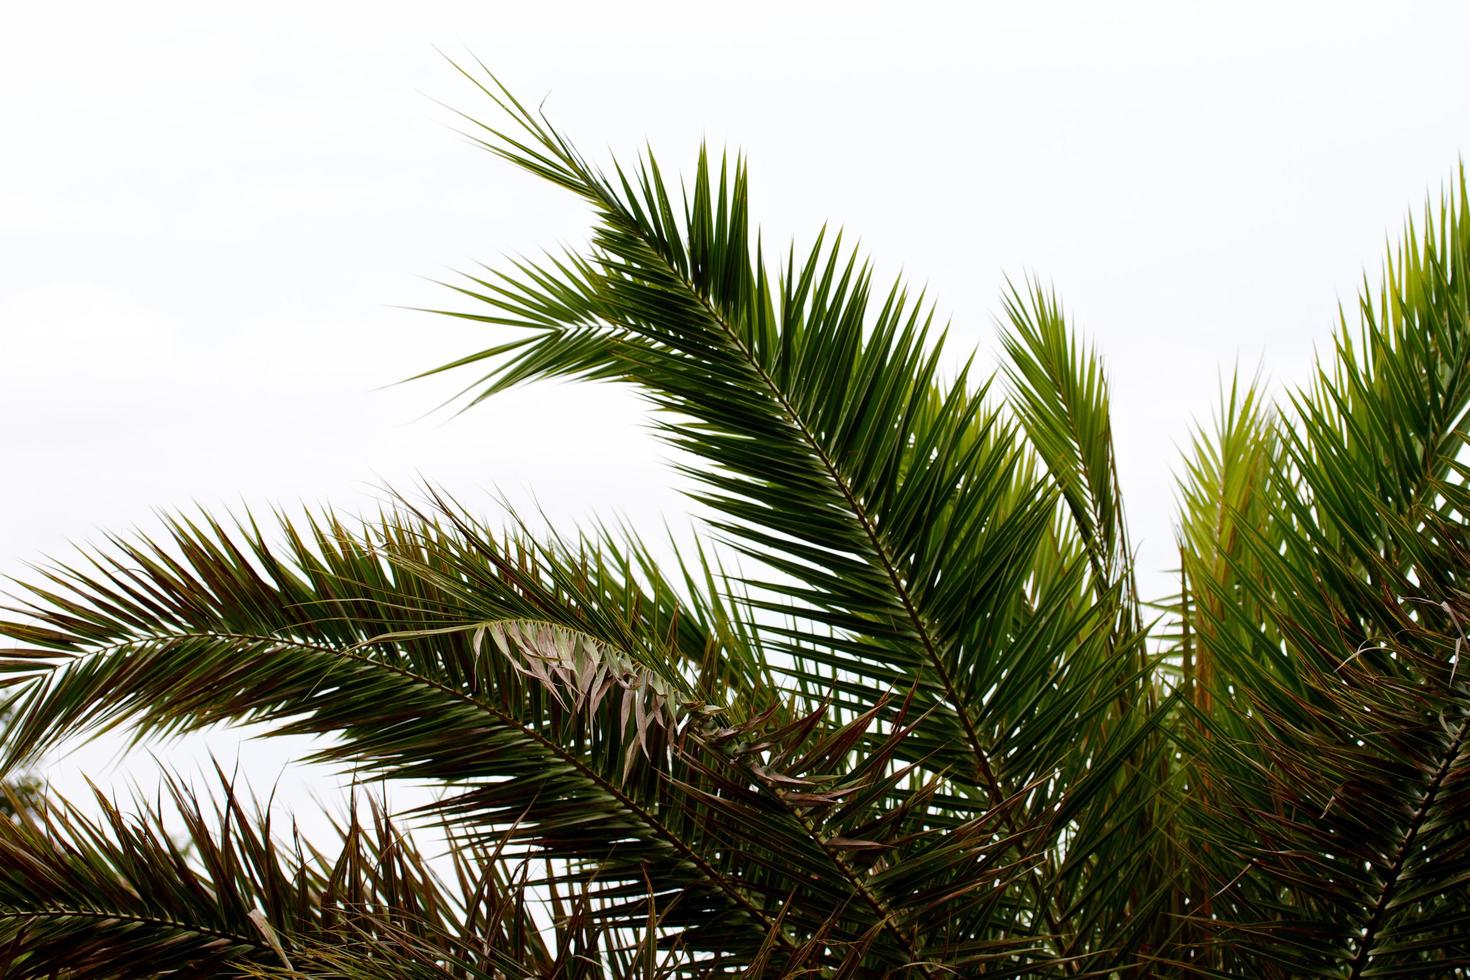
[434,63,1050,758]
[1002,281,1131,601]
[1178,170,1470,740]
[1167,171,1470,974]
[0,507,805,962]
[414,62,1182,969]
[1162,373,1287,780]
[1274,169,1470,642]
[1187,588,1470,977]
[0,498,1104,972]
[0,775,301,977]
[0,770,503,978]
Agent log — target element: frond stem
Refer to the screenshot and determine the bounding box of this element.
[20,627,798,958]
[665,257,1073,963]
[0,907,264,955]
[1346,708,1469,977]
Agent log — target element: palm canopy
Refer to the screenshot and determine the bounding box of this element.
[1,65,1469,977]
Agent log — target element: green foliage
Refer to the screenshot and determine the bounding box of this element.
[0,66,1468,976]
[0,704,40,821]
[1161,167,1470,977]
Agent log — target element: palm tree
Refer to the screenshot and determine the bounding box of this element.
[0,65,1467,976]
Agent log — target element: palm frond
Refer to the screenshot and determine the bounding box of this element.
[0,769,496,978]
[1168,171,1470,974]
[1189,588,1470,976]
[0,498,1106,972]
[1002,280,1131,601]
[0,506,814,963]
[417,64,1194,969]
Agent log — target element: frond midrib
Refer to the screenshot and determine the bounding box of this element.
[612,212,1007,811]
[629,233,1072,968]
[1346,708,1470,978]
[0,906,265,957]
[18,623,796,957]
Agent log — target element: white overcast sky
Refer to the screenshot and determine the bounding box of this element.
[5,1,1470,825]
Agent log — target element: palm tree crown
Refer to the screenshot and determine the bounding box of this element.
[2,65,1468,977]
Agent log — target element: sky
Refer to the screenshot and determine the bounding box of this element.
[4,1,1470,833]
